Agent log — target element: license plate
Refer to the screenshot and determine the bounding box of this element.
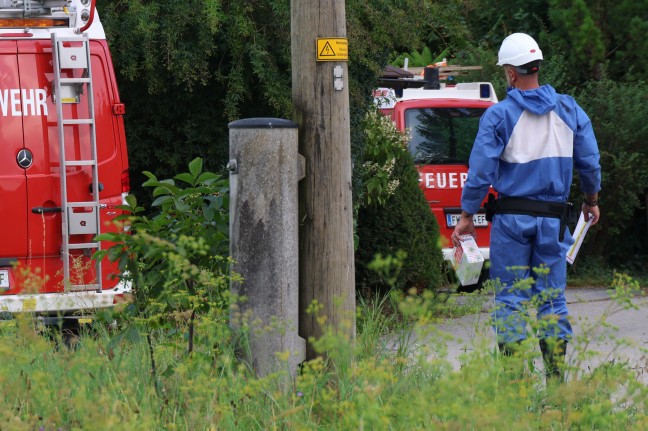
[0,270,8,289]
[446,213,488,228]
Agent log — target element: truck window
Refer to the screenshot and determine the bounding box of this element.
[405,108,485,164]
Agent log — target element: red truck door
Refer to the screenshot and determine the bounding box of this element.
[0,41,28,284]
[18,41,61,266]
[16,40,125,292]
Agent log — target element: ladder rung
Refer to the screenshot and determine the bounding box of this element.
[59,77,91,84]
[68,243,100,250]
[62,119,94,125]
[55,35,90,43]
[67,284,101,292]
[65,160,96,167]
[66,201,99,208]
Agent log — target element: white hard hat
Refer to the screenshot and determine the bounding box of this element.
[497,33,543,66]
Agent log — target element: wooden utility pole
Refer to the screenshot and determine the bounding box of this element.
[291,1,356,359]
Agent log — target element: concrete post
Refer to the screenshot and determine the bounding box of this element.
[228,118,306,377]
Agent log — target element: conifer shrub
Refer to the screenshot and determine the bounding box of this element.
[355,110,445,294]
[573,78,648,267]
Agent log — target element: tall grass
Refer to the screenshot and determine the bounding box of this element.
[1,274,647,430]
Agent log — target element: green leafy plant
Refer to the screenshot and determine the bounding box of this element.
[95,158,232,356]
[390,47,449,67]
[358,109,409,207]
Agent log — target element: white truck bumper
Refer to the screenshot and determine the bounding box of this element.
[0,281,131,314]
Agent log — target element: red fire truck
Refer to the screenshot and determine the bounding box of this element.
[375,66,498,288]
[0,0,130,322]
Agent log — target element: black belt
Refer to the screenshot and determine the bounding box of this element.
[484,193,577,241]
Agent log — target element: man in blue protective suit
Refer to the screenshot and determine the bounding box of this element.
[451,33,601,381]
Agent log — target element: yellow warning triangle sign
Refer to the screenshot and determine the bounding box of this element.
[319,41,335,57]
[316,38,348,61]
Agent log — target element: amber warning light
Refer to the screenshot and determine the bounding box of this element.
[0,18,68,28]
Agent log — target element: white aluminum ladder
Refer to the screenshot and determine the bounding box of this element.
[51,33,102,292]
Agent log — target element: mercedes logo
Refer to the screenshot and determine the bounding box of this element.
[16,149,33,169]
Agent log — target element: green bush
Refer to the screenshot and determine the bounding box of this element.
[2,272,647,429]
[355,111,445,294]
[95,158,232,348]
[573,79,648,267]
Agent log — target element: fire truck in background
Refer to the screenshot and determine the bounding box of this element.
[0,0,130,323]
[375,65,498,288]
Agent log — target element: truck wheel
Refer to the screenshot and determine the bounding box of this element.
[61,321,81,350]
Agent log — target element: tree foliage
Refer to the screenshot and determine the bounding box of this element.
[462,0,550,46]
[547,0,606,83]
[100,0,648,270]
[574,79,648,267]
[101,0,466,292]
[101,0,472,187]
[101,1,293,207]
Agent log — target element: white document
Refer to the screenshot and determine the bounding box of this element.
[566,212,593,264]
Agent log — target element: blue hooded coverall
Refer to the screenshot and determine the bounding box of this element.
[461,84,601,344]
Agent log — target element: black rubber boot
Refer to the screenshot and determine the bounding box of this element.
[498,342,516,357]
[498,339,523,356]
[498,340,527,380]
[539,338,567,382]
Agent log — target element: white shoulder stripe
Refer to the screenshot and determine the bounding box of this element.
[501,110,573,163]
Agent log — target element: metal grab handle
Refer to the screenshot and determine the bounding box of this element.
[89,182,104,193]
[32,206,62,214]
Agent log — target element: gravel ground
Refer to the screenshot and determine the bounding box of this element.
[423,287,648,383]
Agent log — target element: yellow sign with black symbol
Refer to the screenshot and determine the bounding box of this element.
[316,38,348,61]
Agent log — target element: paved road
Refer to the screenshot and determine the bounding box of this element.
[425,287,648,383]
